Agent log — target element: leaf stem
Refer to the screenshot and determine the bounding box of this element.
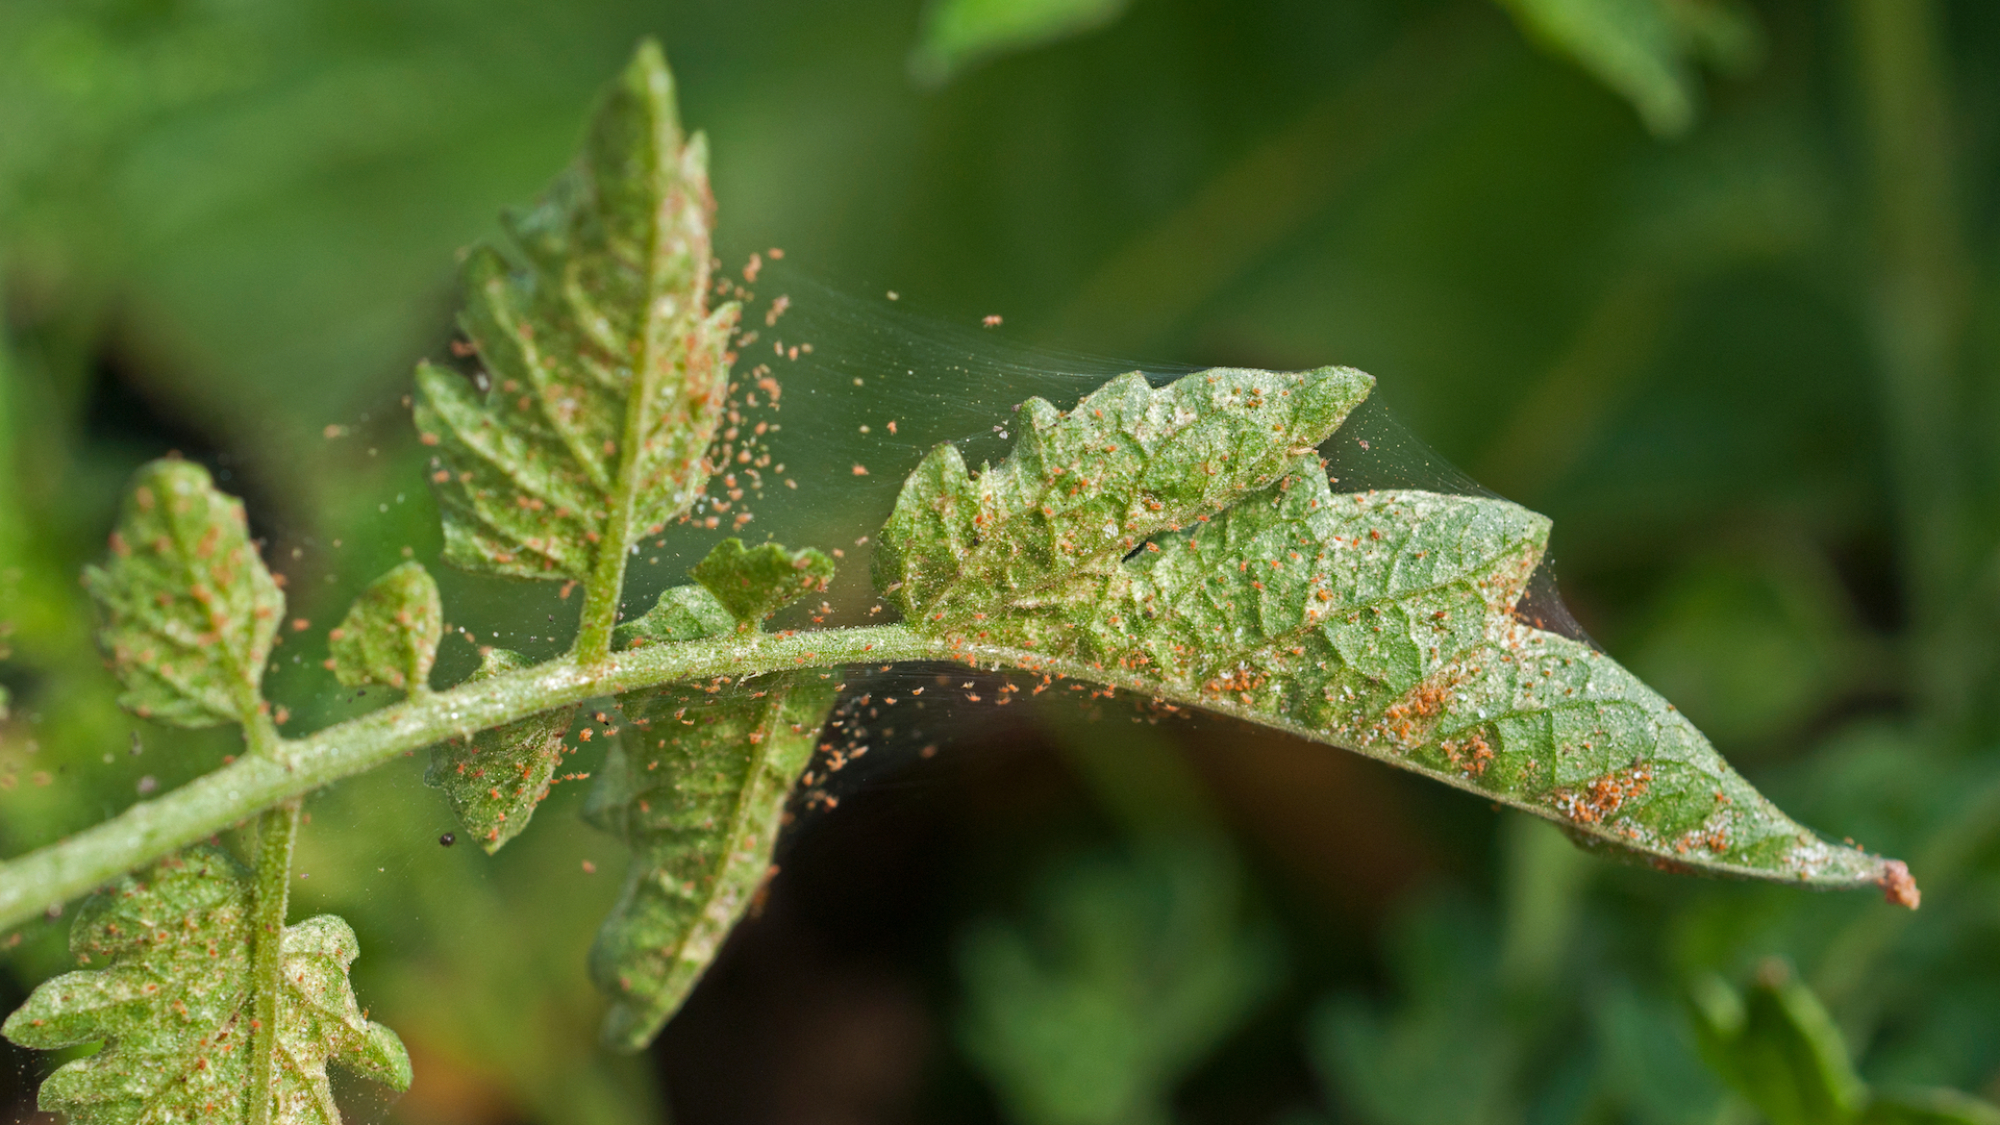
[0,624,933,933]
[246,799,300,1125]
[0,616,1905,935]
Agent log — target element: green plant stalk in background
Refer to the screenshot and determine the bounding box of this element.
[0,32,1943,1122]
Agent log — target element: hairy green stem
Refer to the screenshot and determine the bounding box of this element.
[0,613,1904,935]
[0,625,933,933]
[247,799,301,1125]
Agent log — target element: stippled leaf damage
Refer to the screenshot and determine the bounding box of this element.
[0,847,408,1124]
[878,368,1909,896]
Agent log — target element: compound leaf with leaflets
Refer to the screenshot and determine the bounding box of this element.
[0,846,408,1124]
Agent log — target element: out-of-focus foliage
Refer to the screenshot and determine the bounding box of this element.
[910,0,1132,86]
[956,843,1281,1125]
[4,0,2000,1122]
[1691,962,2000,1125]
[1494,0,1761,136]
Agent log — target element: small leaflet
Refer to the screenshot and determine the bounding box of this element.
[83,459,283,728]
[687,537,836,626]
[426,649,576,854]
[0,846,408,1124]
[413,41,736,582]
[328,561,442,692]
[614,584,736,649]
[878,370,1908,895]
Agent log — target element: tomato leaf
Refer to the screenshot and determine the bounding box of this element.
[585,676,836,1051]
[412,40,733,584]
[83,459,283,728]
[879,370,1908,894]
[1,846,408,1124]
[426,648,577,853]
[328,561,442,693]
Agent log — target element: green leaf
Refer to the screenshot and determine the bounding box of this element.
[327,561,442,693]
[687,537,836,627]
[425,648,578,853]
[958,843,1281,1125]
[412,39,733,584]
[1,845,409,1124]
[1690,963,1863,1125]
[876,366,1374,636]
[82,459,283,728]
[584,674,837,1051]
[1495,0,1761,137]
[1687,965,2000,1125]
[613,583,736,649]
[910,0,1133,86]
[881,369,1906,893]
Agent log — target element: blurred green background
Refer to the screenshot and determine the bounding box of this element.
[4,0,2000,1122]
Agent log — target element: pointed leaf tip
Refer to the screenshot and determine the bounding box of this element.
[329,561,442,693]
[626,37,672,97]
[1877,859,1920,909]
[414,36,728,586]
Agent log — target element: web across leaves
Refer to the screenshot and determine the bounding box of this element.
[878,368,1905,894]
[0,846,409,1124]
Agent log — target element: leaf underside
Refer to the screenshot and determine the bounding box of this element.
[426,648,577,853]
[586,673,836,1051]
[329,561,442,692]
[585,540,841,1050]
[0,847,408,1125]
[879,366,1901,892]
[412,40,734,581]
[83,459,283,728]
